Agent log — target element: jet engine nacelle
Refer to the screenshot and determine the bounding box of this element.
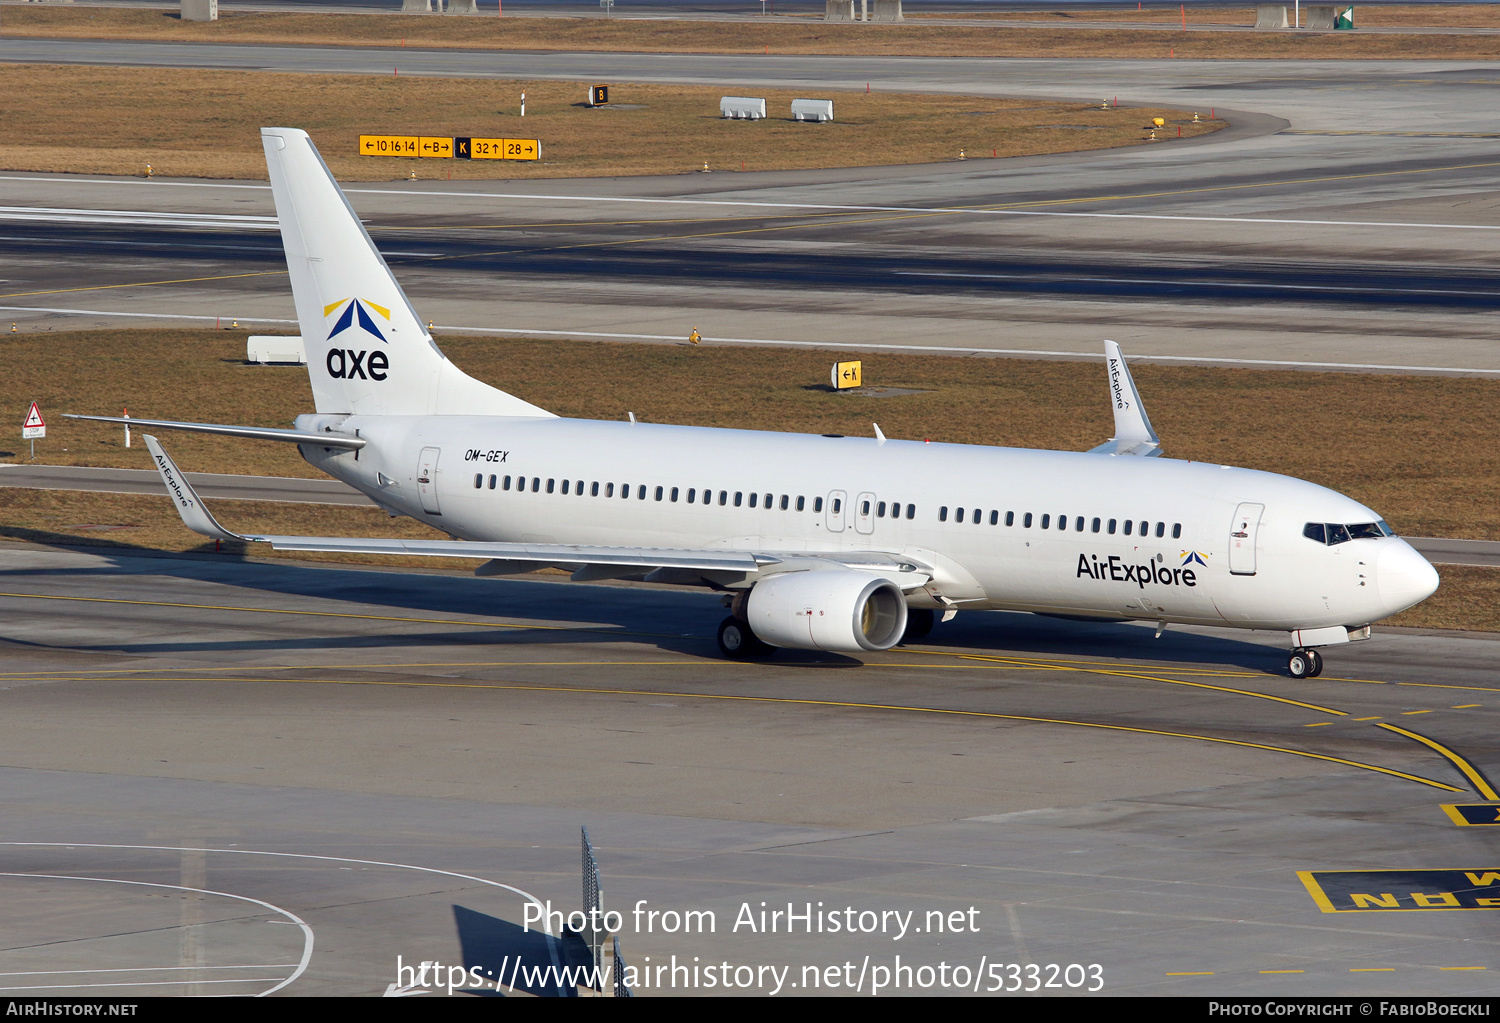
[746,569,909,653]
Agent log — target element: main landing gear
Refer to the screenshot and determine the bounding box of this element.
[1287,647,1323,679]
[717,616,776,660]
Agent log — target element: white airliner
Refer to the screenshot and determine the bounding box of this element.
[72,128,1440,677]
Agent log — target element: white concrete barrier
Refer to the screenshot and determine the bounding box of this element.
[247,336,306,365]
[720,97,767,120]
[824,0,854,21]
[871,0,903,22]
[791,99,835,123]
[1305,4,1338,29]
[447,0,478,12]
[1254,4,1288,29]
[401,0,436,11]
[180,0,217,21]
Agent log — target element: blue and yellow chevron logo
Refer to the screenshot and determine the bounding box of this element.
[323,298,390,344]
[1180,550,1208,567]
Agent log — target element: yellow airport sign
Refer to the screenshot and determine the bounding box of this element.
[454,137,542,161]
[359,134,420,158]
[832,360,862,390]
[363,136,542,161]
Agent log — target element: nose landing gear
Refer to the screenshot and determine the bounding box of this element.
[1288,647,1323,679]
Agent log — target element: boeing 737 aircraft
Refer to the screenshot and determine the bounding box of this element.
[72,128,1440,677]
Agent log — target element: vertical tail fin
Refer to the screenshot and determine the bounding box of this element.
[261,128,552,418]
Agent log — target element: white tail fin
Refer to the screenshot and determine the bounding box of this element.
[261,128,552,419]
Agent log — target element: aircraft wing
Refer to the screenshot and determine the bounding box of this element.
[66,413,365,450]
[142,434,932,586]
[1087,340,1162,458]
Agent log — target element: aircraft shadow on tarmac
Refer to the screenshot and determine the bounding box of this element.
[0,532,1292,674]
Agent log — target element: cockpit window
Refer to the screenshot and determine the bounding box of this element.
[1305,521,1390,545]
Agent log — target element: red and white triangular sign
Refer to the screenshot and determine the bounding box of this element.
[22,402,44,429]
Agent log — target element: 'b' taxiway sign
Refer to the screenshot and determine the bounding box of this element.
[21,401,44,439]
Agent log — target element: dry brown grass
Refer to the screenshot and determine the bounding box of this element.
[0,64,1216,181]
[5,328,1497,537]
[9,6,1500,60]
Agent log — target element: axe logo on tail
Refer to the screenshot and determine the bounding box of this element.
[324,298,391,380]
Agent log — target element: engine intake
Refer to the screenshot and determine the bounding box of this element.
[746,569,908,653]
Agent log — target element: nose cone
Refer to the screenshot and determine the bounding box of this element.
[1377,540,1440,615]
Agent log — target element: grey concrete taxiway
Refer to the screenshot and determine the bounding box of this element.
[0,541,1497,997]
[5,43,1500,373]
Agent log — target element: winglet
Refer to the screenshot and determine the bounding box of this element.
[143,434,252,542]
[1088,340,1162,457]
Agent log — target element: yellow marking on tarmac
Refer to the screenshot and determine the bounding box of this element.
[941,651,1347,715]
[1440,966,1487,971]
[971,159,1500,212]
[83,673,1464,792]
[1402,709,1434,715]
[1353,717,1383,722]
[0,270,288,301]
[1376,723,1500,801]
[1454,704,1482,709]
[1304,722,1333,727]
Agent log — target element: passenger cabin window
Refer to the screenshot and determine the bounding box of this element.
[547,478,556,494]
[907,505,916,520]
[1023,513,1033,528]
[1092,517,1101,533]
[1076,516,1085,531]
[1172,523,1182,539]
[939,506,948,522]
[638,485,647,500]
[797,496,806,511]
[972,508,981,524]
[735,492,744,507]
[1155,522,1164,538]
[990,510,999,526]
[750,493,759,508]
[782,495,790,511]
[1107,519,1117,534]
[655,486,664,501]
[1006,512,1015,527]
[504,476,512,491]
[532,478,541,493]
[489,475,497,490]
[814,497,824,513]
[1041,514,1050,529]
[473,474,482,489]
[1123,520,1132,536]
[833,498,842,514]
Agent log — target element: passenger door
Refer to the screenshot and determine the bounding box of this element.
[1229,502,1263,576]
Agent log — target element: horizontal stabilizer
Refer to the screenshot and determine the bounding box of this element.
[1087,340,1162,458]
[69,414,365,449]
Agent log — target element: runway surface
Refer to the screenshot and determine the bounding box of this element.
[4,44,1500,372]
[0,541,1497,996]
[2,38,1499,998]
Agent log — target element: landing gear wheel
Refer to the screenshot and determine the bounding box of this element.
[1306,649,1323,678]
[717,616,774,660]
[901,608,935,644]
[1288,649,1311,679]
